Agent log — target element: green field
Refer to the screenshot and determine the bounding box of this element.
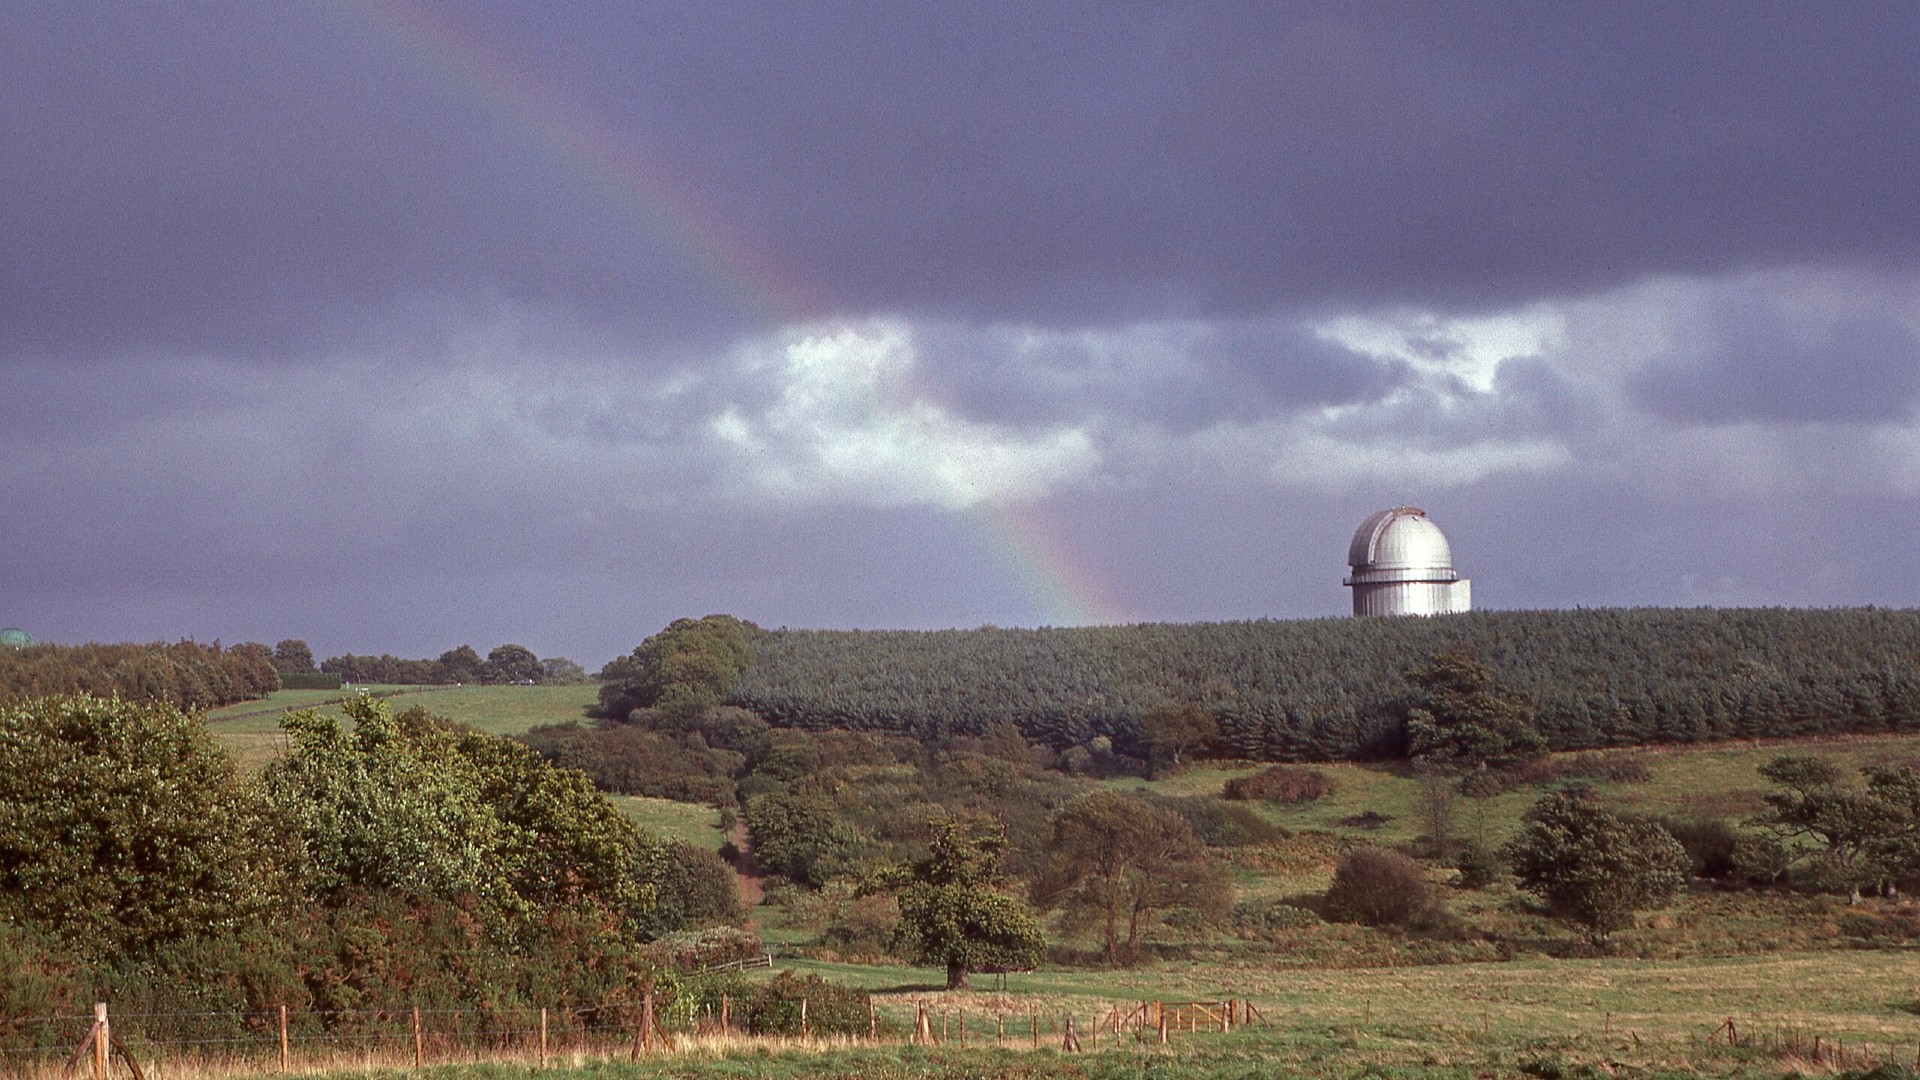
[203,683,599,765]
[609,794,727,850]
[277,947,1920,1079]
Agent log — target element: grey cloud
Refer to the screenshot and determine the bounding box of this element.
[916,320,1407,431]
[6,1,1918,364]
[1632,296,1920,424]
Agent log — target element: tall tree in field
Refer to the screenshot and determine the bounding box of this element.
[883,816,1044,990]
[1032,791,1232,964]
[1753,755,1920,902]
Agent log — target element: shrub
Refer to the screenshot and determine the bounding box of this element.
[738,971,875,1036]
[1324,848,1447,929]
[642,926,764,972]
[1231,898,1322,938]
[1151,795,1288,846]
[1655,816,1741,879]
[1458,769,1515,798]
[1224,765,1337,804]
[1450,838,1504,889]
[1338,810,1394,829]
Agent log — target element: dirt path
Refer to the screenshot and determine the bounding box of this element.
[730,821,765,927]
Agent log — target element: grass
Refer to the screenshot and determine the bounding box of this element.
[610,795,727,850]
[203,684,599,764]
[72,948,1920,1080]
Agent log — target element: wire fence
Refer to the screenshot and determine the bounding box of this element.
[1,996,1266,1079]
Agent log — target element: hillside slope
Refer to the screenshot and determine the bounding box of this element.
[730,608,1920,760]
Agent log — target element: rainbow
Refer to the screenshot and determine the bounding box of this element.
[343,1,1134,627]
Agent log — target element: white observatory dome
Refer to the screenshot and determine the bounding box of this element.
[1344,507,1471,617]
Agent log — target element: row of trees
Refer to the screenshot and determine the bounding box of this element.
[724,608,1920,761]
[319,643,586,685]
[0,640,278,710]
[0,693,737,1025]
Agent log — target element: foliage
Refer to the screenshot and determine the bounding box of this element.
[729,608,1920,761]
[1655,816,1742,879]
[1505,791,1690,944]
[1139,702,1218,774]
[632,838,743,938]
[883,816,1045,989]
[1224,764,1337,803]
[1450,838,1504,888]
[0,694,294,964]
[1404,653,1545,768]
[721,970,874,1036]
[0,640,279,710]
[265,695,643,936]
[1032,791,1233,964]
[1325,847,1449,929]
[484,643,544,684]
[746,786,859,888]
[1753,755,1920,900]
[1147,794,1287,847]
[272,639,317,674]
[319,643,549,686]
[599,615,756,721]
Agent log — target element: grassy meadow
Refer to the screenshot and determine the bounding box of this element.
[202,683,598,766]
[185,683,1920,1078]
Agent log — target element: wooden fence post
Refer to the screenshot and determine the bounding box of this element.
[1062,1015,1080,1052]
[721,994,730,1036]
[411,1007,423,1068]
[93,1003,109,1080]
[801,998,809,1040]
[279,1005,290,1073]
[539,1008,548,1068]
[1031,1013,1039,1049]
[868,1001,876,1044]
[643,992,656,1051]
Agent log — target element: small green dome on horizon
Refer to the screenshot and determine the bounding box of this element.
[0,628,34,648]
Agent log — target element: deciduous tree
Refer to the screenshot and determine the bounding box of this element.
[883,816,1044,989]
[1032,791,1232,964]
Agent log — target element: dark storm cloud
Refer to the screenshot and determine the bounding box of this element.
[6,1,1917,364]
[1632,294,1920,424]
[915,320,1407,431]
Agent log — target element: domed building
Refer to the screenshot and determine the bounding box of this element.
[0,628,34,649]
[1343,507,1471,617]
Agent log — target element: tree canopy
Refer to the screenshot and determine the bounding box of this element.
[883,816,1044,989]
[1505,791,1688,945]
[1032,790,1232,964]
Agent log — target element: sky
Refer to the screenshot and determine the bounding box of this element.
[3,1,1918,668]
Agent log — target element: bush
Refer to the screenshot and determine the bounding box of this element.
[1224,765,1337,804]
[1451,838,1504,889]
[1655,816,1740,879]
[1458,769,1515,798]
[1151,795,1288,846]
[1324,848,1448,929]
[1338,810,1393,829]
[641,926,764,972]
[1231,898,1322,938]
[738,971,874,1036]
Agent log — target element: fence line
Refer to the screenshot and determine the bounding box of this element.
[2,995,1267,1079]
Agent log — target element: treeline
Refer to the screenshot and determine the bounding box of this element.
[727,608,1920,761]
[0,693,744,1035]
[320,643,587,686]
[0,640,278,710]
